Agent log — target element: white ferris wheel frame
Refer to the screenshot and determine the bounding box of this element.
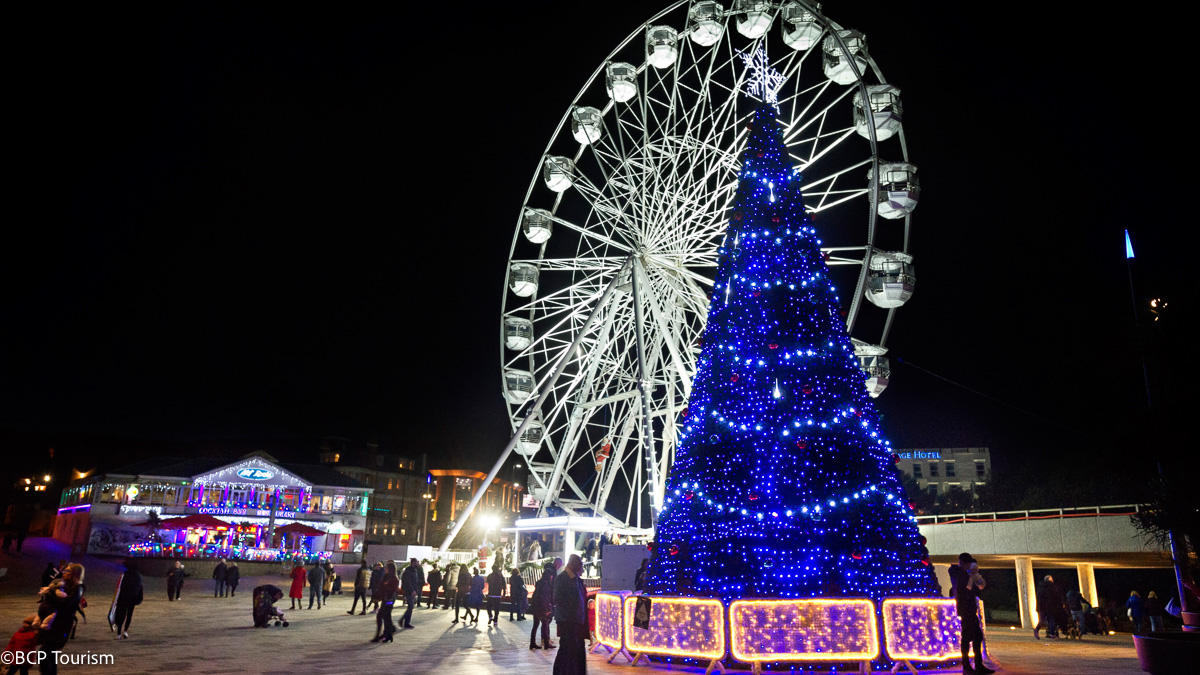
[438,0,913,553]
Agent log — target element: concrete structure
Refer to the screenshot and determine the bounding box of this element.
[895,447,990,495]
[918,504,1170,628]
[53,451,371,562]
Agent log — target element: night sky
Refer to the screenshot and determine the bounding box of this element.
[2,2,1187,489]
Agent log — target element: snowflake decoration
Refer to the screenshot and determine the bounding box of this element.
[738,45,786,108]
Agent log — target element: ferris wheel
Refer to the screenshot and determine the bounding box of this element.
[499,1,918,533]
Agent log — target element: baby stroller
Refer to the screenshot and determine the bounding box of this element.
[1064,613,1082,640]
[252,585,289,628]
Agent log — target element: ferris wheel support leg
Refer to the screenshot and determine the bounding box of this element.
[630,255,660,528]
[437,254,635,556]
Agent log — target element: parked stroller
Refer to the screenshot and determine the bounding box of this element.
[252,584,288,627]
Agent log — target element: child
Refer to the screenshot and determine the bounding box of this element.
[587,596,597,648]
[4,615,39,675]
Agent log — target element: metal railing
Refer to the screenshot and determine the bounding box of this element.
[915,504,1143,526]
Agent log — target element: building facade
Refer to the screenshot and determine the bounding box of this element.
[894,447,991,495]
[53,452,371,562]
[318,437,432,546]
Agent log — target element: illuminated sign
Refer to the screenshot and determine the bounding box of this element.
[622,595,725,660]
[897,451,942,459]
[199,507,247,516]
[729,598,879,663]
[236,468,275,481]
[882,598,968,662]
[521,493,541,509]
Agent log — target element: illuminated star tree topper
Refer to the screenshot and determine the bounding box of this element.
[738,45,786,107]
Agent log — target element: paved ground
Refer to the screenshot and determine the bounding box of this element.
[0,538,1146,674]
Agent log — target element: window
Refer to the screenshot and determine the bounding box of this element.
[945,462,956,478]
[400,529,406,536]
[929,463,939,478]
[912,463,923,478]
[975,461,987,479]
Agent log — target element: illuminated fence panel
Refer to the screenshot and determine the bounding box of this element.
[881,598,961,661]
[729,598,879,663]
[622,596,726,660]
[596,592,630,650]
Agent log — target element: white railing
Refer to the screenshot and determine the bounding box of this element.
[915,504,1143,526]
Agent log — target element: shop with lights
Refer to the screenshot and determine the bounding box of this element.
[53,451,372,563]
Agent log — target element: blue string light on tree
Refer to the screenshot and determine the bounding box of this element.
[642,45,937,607]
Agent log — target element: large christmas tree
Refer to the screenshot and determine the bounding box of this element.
[644,57,936,605]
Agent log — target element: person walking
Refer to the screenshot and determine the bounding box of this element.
[167,561,188,601]
[467,567,486,626]
[288,562,306,611]
[38,563,84,675]
[1144,591,1163,633]
[307,561,326,609]
[348,561,371,615]
[442,563,459,611]
[1126,591,1145,634]
[367,562,384,613]
[1034,575,1062,639]
[321,563,334,604]
[227,562,240,597]
[553,554,588,675]
[529,562,556,649]
[108,559,143,640]
[951,553,993,675]
[41,563,57,588]
[399,558,424,629]
[509,568,527,621]
[371,562,399,643]
[212,558,228,598]
[453,566,473,624]
[1066,588,1085,637]
[486,564,507,625]
[425,566,442,609]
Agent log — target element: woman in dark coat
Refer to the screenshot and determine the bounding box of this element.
[38,563,84,675]
[529,564,556,649]
[108,559,143,639]
[226,562,240,597]
[372,562,399,643]
[509,568,528,621]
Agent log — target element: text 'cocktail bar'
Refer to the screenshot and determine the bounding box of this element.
[53,451,372,564]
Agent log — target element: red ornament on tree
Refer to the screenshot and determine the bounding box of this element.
[683,490,695,501]
[768,342,779,350]
[751,291,761,297]
[729,373,739,383]
[892,453,901,464]
[681,407,689,419]
[801,384,814,395]
[732,211,743,221]
[907,501,916,511]
[668,544,681,556]
[748,491,760,501]
[851,550,863,560]
[771,216,780,222]
[919,535,928,545]
[796,440,807,450]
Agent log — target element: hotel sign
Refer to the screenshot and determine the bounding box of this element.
[897,450,942,459]
[236,468,275,481]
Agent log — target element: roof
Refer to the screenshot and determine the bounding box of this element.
[99,456,369,490]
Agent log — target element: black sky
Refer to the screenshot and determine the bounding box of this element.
[2,2,1188,483]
